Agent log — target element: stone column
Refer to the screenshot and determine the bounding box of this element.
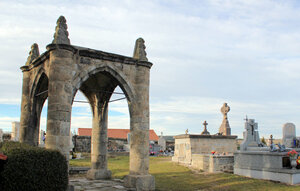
[124,64,155,190]
[87,99,111,179]
[20,43,40,145]
[45,48,73,159]
[19,66,34,145]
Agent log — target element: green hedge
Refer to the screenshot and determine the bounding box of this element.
[0,141,68,191]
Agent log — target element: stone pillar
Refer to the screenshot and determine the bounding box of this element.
[124,64,155,190]
[0,129,3,142]
[19,67,34,145]
[87,100,111,179]
[45,48,73,159]
[11,122,20,141]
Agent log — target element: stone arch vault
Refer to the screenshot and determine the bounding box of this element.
[19,16,155,190]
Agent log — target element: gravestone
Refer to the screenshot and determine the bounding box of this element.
[240,118,262,151]
[158,132,166,151]
[11,121,20,141]
[219,103,231,135]
[201,121,210,135]
[0,129,3,142]
[282,123,296,148]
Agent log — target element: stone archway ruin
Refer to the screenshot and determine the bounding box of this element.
[19,16,155,190]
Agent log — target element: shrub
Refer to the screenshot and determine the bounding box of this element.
[0,141,68,191]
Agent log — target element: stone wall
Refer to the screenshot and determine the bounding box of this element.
[191,154,234,173]
[73,136,128,153]
[73,136,91,153]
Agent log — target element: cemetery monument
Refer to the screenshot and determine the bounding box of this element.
[19,16,154,190]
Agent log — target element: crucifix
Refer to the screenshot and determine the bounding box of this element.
[201,120,210,135]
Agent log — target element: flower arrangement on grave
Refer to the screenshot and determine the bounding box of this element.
[287,150,298,158]
[297,156,300,165]
[211,151,216,155]
[287,150,298,169]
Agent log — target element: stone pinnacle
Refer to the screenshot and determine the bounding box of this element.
[26,43,40,65]
[52,16,70,44]
[133,38,148,61]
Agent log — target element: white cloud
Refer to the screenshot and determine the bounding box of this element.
[1,0,300,139]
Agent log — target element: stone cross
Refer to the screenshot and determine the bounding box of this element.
[240,119,261,150]
[219,103,231,136]
[269,134,274,145]
[201,120,210,135]
[221,103,230,120]
[52,16,70,44]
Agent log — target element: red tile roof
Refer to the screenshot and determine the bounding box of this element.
[78,128,159,141]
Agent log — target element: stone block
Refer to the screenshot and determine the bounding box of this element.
[87,169,111,180]
[124,174,155,191]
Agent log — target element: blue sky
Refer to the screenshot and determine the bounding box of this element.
[1,0,300,139]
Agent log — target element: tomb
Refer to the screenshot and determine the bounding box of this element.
[172,103,237,173]
[234,120,300,185]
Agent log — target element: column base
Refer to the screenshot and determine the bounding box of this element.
[124,174,155,191]
[86,169,111,180]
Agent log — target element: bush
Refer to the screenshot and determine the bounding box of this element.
[0,141,68,191]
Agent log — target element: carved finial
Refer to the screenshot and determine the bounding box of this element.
[133,38,148,61]
[26,43,40,65]
[185,129,189,134]
[52,16,70,44]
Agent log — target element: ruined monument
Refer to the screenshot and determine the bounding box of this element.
[19,16,154,190]
[219,103,231,135]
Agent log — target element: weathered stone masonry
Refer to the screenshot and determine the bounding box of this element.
[19,16,155,190]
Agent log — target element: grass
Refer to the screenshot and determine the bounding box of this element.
[70,156,300,191]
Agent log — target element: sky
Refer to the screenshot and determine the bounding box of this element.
[1,0,300,139]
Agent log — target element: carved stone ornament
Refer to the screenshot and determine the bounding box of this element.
[25,43,40,65]
[52,16,70,44]
[133,38,148,61]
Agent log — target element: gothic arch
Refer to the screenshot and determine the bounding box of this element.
[19,16,155,190]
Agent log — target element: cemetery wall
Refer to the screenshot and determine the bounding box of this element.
[73,136,91,153]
